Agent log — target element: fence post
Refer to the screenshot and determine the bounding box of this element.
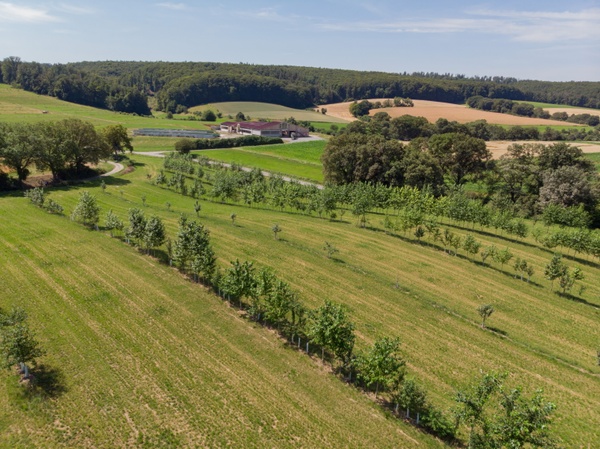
[416,413,420,425]
[306,342,309,353]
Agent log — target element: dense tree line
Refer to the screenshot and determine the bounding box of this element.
[323,127,600,224]
[0,57,150,115]
[342,111,600,143]
[175,135,283,153]
[5,58,599,113]
[467,96,600,126]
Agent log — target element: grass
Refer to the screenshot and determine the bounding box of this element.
[1,190,444,448]
[194,148,324,182]
[2,154,599,446]
[584,152,600,170]
[189,101,349,124]
[522,101,598,110]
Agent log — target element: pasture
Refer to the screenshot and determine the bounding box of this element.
[2,152,600,446]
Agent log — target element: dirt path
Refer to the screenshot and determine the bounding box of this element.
[101,160,124,177]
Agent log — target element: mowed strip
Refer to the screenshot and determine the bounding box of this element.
[0,197,443,448]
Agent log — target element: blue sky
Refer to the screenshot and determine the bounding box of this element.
[0,0,598,81]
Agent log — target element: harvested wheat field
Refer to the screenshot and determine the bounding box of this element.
[323,99,583,126]
[487,140,600,159]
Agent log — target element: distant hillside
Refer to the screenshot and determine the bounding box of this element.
[3,58,600,114]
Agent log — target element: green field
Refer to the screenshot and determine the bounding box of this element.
[191,140,325,182]
[523,101,599,110]
[2,152,600,447]
[189,101,349,124]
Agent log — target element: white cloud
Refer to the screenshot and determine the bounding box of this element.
[317,8,600,43]
[157,2,187,10]
[57,3,95,15]
[237,7,288,22]
[0,2,60,22]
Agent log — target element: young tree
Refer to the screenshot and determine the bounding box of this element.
[105,210,124,237]
[323,241,339,259]
[477,304,494,329]
[308,300,355,364]
[544,254,567,291]
[71,191,100,228]
[272,223,282,240]
[454,371,505,448]
[494,247,514,270]
[462,234,481,259]
[0,307,44,372]
[125,208,146,246]
[194,200,201,217]
[143,215,166,255]
[356,337,405,397]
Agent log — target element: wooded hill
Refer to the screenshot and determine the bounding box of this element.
[2,57,600,114]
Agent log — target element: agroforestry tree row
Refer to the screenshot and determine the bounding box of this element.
[28,185,558,447]
[157,153,600,266]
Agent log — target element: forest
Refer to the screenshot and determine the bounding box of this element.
[2,57,600,114]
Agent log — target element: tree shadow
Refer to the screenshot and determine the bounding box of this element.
[22,364,68,399]
[486,326,508,337]
[557,292,600,309]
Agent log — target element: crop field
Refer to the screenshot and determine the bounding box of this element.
[189,101,349,124]
[322,99,585,126]
[224,141,326,165]
[2,152,600,447]
[487,140,600,159]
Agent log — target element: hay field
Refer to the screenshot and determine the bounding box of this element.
[189,101,349,124]
[322,99,583,126]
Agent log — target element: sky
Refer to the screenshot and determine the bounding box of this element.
[0,0,598,81]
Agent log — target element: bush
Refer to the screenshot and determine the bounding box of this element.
[175,138,196,154]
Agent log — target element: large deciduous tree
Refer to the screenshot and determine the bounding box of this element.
[102,124,133,157]
[428,133,490,185]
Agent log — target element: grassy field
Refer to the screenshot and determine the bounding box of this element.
[195,148,324,182]
[0,190,444,448]
[2,153,600,447]
[189,101,349,124]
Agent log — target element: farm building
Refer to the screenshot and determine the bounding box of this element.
[220,121,309,138]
